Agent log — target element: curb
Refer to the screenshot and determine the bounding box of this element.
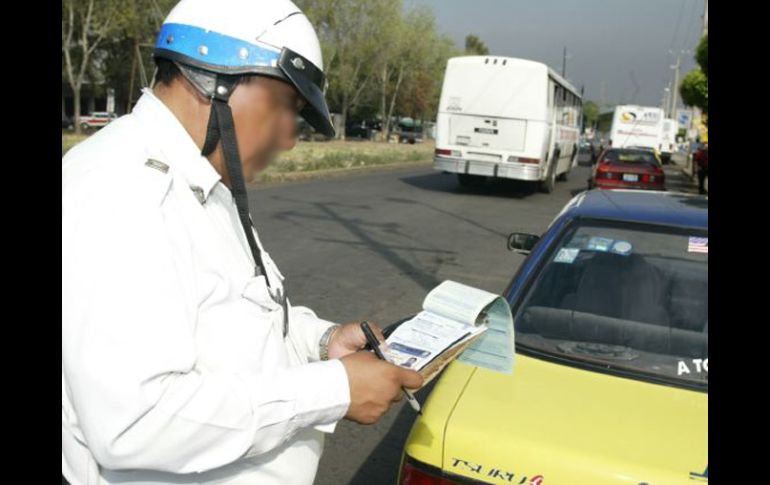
[253,159,433,186]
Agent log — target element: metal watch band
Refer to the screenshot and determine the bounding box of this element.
[319,324,340,361]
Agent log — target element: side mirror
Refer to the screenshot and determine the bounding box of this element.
[507,232,540,254]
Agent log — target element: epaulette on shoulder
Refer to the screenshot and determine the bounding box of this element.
[141,158,173,205]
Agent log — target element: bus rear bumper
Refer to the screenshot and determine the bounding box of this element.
[434,157,543,181]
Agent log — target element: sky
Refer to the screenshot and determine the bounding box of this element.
[409,0,706,110]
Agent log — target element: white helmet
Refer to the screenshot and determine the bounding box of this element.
[154,0,333,137]
[152,0,332,301]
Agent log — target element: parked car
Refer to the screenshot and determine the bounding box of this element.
[78,111,117,131]
[398,189,708,485]
[588,147,665,191]
[345,122,370,139]
[297,118,332,141]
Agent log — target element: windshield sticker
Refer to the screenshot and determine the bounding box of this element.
[566,234,589,249]
[554,248,579,264]
[586,237,614,252]
[688,237,708,254]
[610,240,633,256]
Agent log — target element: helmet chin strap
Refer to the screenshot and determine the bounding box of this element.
[194,73,290,337]
[198,76,290,338]
[200,76,269,283]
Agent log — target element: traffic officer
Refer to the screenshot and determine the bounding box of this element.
[61,1,423,484]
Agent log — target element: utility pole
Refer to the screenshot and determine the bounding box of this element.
[703,0,708,36]
[670,54,681,118]
[562,46,567,77]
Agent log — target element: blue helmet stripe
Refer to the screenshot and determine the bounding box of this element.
[156,23,281,69]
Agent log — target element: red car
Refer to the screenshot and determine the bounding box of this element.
[588,148,665,191]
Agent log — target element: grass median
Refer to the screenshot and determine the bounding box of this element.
[62,133,89,156]
[63,132,434,181]
[258,139,434,182]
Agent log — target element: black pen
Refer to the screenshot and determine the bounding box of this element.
[360,321,422,415]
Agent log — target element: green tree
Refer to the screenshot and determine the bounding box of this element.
[679,34,708,119]
[397,33,457,121]
[695,34,707,77]
[582,101,600,126]
[464,34,489,55]
[62,0,126,133]
[371,0,407,139]
[680,69,708,114]
[377,6,445,138]
[99,0,176,114]
[299,0,400,138]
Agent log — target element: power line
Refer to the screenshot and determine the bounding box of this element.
[660,0,694,120]
[680,0,699,52]
[668,0,687,55]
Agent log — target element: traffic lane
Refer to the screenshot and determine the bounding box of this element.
[251,165,591,326]
[250,164,592,485]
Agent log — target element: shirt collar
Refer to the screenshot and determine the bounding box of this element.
[132,88,221,202]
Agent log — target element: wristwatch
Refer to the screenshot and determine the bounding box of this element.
[319,324,340,361]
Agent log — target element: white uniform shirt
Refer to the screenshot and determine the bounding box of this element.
[62,89,350,485]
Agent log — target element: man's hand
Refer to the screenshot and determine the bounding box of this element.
[340,351,424,424]
[327,321,386,360]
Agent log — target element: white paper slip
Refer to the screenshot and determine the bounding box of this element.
[384,280,514,376]
[384,310,485,371]
[458,296,515,374]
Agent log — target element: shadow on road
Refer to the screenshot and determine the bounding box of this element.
[383,196,509,239]
[269,196,446,292]
[399,172,537,199]
[570,185,590,197]
[663,166,699,194]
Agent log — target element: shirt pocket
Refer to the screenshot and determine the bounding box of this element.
[237,275,293,369]
[241,274,310,366]
[242,275,282,313]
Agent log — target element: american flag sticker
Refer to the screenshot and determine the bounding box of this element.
[688,237,708,254]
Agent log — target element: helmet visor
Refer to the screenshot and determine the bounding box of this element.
[277,47,335,138]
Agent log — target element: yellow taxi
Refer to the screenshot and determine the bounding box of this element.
[399,190,708,484]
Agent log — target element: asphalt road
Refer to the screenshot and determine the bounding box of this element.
[250,162,591,485]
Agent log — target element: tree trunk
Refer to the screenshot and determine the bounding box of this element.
[339,95,348,141]
[73,88,82,135]
[126,38,138,113]
[380,65,388,142]
[385,67,405,141]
